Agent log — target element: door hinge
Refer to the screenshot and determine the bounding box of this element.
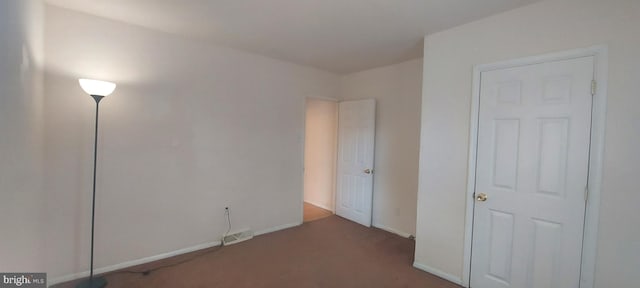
[584,186,589,203]
[591,80,597,96]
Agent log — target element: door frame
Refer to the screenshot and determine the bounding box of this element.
[462,46,608,288]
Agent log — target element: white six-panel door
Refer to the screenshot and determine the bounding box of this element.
[470,57,594,288]
[336,99,376,227]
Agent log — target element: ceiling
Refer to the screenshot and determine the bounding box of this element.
[45,0,539,74]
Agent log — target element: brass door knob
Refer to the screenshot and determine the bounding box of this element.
[476,193,488,202]
[364,168,373,174]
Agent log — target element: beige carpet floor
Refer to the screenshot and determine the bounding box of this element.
[53,215,461,288]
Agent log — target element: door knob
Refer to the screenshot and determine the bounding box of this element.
[476,193,488,202]
[364,168,373,174]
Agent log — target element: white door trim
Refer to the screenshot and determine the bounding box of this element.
[462,46,608,288]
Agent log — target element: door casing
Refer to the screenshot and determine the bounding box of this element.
[462,46,608,288]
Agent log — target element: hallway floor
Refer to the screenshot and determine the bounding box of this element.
[303,202,333,222]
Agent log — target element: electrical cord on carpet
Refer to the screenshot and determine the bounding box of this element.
[107,245,224,277]
[107,208,232,277]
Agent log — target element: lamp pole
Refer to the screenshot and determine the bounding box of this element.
[77,78,114,288]
[89,95,103,287]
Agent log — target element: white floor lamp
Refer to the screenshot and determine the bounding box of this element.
[77,78,116,288]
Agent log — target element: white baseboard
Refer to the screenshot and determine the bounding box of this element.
[412,261,464,286]
[49,240,221,286]
[373,224,413,238]
[304,201,334,212]
[255,222,301,236]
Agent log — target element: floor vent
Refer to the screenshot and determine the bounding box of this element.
[222,229,253,246]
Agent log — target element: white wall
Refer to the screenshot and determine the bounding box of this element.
[340,59,423,236]
[0,0,45,273]
[43,5,339,280]
[303,99,338,211]
[415,0,640,287]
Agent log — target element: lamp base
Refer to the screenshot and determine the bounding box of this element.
[75,276,107,288]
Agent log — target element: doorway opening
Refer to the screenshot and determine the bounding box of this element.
[303,98,338,222]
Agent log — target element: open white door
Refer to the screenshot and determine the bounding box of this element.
[470,56,594,287]
[336,99,375,227]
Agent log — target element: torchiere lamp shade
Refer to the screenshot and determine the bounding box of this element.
[79,79,116,96]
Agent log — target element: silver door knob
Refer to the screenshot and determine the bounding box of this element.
[364,168,373,174]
